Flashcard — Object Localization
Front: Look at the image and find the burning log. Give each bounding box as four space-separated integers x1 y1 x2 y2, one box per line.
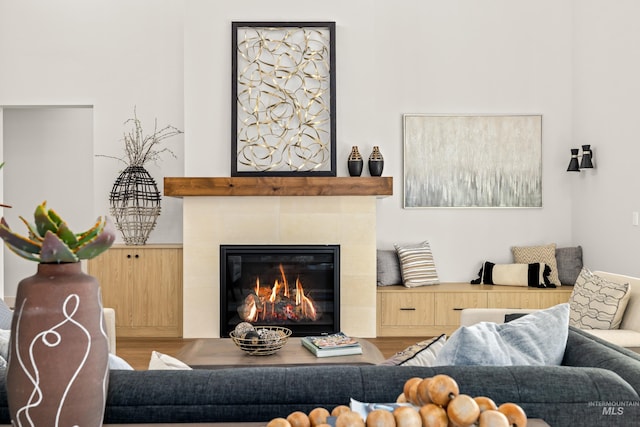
236 264 321 323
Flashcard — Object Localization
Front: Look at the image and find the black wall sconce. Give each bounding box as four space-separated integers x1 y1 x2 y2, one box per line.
567 145 594 172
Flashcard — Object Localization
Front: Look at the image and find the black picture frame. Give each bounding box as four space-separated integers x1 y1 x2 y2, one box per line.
232 21 336 176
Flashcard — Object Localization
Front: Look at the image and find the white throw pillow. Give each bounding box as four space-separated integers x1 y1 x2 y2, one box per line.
109 353 134 370
569 268 631 330
148 350 192 370
433 303 569 366
380 334 446 366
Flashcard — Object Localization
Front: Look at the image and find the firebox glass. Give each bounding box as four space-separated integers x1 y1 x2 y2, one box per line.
220 245 340 337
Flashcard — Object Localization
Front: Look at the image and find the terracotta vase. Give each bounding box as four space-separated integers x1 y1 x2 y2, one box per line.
7 262 109 427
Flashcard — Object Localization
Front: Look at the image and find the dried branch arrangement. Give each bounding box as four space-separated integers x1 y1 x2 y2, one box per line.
101 107 183 167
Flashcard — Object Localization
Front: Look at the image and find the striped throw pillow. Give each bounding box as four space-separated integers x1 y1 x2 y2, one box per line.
394 241 439 287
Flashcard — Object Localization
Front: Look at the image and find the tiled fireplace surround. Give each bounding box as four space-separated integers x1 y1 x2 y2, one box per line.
165 177 392 338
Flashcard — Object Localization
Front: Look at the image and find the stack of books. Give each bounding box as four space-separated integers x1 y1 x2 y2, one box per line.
301 332 363 358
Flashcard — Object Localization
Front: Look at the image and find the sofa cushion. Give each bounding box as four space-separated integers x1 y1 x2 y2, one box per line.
563 326 640 394
376 250 402 286
95 357 640 426
434 303 569 366
512 243 560 286
379 334 446 366
569 268 631 330
394 241 439 287
471 261 551 287
556 246 583 285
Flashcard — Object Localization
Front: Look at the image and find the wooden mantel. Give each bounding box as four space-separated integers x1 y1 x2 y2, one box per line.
164 176 393 197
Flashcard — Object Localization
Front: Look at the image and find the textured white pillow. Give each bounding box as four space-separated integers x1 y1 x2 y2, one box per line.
380 334 446 366
148 351 192 370
394 241 439 287
433 303 569 366
569 268 631 330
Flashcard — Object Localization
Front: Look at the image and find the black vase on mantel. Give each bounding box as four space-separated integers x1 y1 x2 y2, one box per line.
368 146 384 177
347 146 364 177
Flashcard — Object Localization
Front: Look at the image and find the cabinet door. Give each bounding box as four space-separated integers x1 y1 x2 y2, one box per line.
130 247 182 335
487 292 540 309
434 293 487 326
89 248 134 331
537 291 573 308
379 293 434 326
88 246 182 337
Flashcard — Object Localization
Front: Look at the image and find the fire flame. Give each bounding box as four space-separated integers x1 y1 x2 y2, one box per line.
239 264 319 323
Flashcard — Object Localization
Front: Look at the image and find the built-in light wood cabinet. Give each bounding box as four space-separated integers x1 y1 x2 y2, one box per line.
377 283 573 337
88 244 183 338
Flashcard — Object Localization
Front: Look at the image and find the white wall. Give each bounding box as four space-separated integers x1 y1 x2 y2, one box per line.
185 0 575 281
572 0 640 276
0 0 185 248
2 107 94 297
1 0 636 297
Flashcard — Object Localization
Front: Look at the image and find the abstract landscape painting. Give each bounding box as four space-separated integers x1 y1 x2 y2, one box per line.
404 115 542 208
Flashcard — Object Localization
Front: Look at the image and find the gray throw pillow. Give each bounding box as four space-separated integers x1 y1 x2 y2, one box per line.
556 246 583 285
376 250 402 286
433 303 569 366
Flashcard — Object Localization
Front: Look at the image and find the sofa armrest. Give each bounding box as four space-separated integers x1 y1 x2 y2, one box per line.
564 326 640 394
103 307 116 354
459 308 536 326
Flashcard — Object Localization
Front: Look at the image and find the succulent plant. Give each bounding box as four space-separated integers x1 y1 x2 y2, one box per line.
0 201 116 263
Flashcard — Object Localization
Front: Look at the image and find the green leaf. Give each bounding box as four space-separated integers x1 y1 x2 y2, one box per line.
34 202 58 237
39 231 78 263
47 208 63 227
19 217 44 242
0 218 41 254
56 221 79 248
75 217 116 260
75 217 105 247
5 244 41 262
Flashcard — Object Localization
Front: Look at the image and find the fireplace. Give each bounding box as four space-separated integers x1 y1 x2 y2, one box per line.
220 244 340 337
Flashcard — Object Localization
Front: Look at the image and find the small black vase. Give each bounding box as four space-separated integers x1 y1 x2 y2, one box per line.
347 146 364 177
368 146 384 177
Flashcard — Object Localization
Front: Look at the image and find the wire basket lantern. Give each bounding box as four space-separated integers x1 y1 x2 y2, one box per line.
109 166 161 245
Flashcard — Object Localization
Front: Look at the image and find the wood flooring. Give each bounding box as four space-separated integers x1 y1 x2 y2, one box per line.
116 336 425 370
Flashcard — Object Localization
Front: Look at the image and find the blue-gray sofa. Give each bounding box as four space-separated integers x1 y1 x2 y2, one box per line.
0 327 638 426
